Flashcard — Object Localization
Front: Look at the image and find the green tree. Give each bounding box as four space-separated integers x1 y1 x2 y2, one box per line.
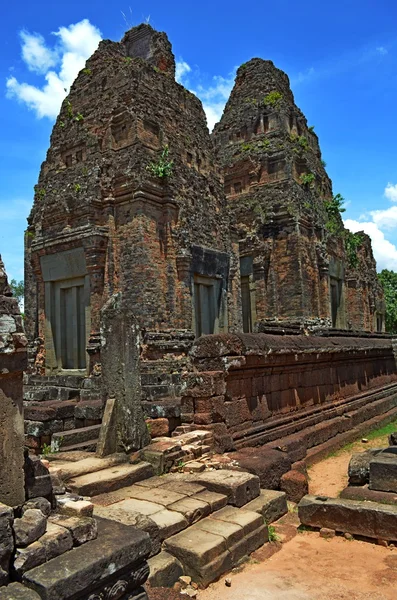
378 269 397 333
9 279 24 308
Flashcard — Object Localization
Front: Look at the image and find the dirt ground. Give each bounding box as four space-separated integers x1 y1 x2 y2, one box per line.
308 431 392 497
199 531 397 600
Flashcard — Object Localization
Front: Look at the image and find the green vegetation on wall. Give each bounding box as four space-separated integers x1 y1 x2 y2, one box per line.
378 269 397 333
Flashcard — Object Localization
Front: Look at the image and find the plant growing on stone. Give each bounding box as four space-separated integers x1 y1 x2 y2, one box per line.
66 100 74 119
75 112 84 122
34 186 46 199
263 91 283 107
299 172 315 186
378 269 397 333
268 525 280 542
74 183 82 193
308 125 315 132
298 135 309 150
147 145 174 179
344 231 363 268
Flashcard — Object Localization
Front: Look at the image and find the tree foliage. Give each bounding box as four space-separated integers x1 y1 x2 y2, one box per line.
378 269 397 333
9 279 24 307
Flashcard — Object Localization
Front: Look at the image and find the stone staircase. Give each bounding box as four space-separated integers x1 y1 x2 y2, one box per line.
49 453 288 588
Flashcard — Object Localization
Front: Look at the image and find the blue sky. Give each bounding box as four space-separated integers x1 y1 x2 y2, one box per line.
1 0 397 280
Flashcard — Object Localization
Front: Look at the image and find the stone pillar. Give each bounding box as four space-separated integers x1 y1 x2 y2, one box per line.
99 293 150 455
0 256 27 507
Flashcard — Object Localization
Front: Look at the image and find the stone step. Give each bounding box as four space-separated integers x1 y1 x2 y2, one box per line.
67 462 154 496
191 470 260 507
147 551 184 588
244 489 288 524
22 517 151 600
49 453 129 482
52 425 102 449
163 506 268 587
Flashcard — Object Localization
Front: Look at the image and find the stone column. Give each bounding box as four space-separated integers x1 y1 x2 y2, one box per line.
98 293 150 455
0 256 27 507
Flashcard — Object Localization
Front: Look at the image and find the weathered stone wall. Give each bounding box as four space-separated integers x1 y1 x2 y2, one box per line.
0 256 27 507
25 24 237 379
212 59 384 332
181 333 397 450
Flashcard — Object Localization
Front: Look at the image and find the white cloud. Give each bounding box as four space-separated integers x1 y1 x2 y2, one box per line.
175 59 235 131
20 31 58 74
376 46 388 55
384 182 397 202
344 218 397 271
370 205 397 230
175 60 191 83
6 19 102 119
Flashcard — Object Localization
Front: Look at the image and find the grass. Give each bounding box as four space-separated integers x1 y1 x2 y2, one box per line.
268 525 280 542
319 419 397 461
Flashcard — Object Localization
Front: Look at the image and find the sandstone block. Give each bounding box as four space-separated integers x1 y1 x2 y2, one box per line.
0 582 41 599
348 449 382 486
167 497 211 524
227 447 291 490
39 522 73 561
244 489 288 524
280 470 309 503
298 495 397 541
59 500 94 518
49 516 98 546
14 541 46 576
147 551 183 588
23 518 151 600
0 503 14 586
22 497 52 517
14 509 47 548
369 454 397 493
191 490 228 512
147 418 170 438
192 470 260 507
150 509 188 540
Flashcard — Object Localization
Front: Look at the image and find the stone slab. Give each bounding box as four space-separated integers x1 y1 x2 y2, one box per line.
210 506 263 536
67 462 154 496
369 454 397 493
23 518 151 600
150 510 188 540
298 495 397 541
192 470 260 507
191 490 228 512
0 582 41 599
147 551 184 588
51 453 129 482
164 528 227 568
167 497 211 524
244 489 288 524
107 498 164 516
126 486 186 507
227 447 292 490
160 481 206 496
340 484 397 505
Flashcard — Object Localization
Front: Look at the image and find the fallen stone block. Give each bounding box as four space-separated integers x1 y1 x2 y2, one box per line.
147 551 184 588
192 470 260 507
280 470 309 503
49 516 98 546
0 582 41 599
14 509 47 548
22 497 51 517
67 462 154 496
150 509 188 540
191 490 228 512
93 504 162 556
369 454 397 493
226 447 291 490
389 432 397 446
14 542 46 577
59 500 94 518
298 495 397 541
244 489 288 524
340 484 397 505
23 518 151 600
39 522 73 561
0 503 14 586
348 449 382 486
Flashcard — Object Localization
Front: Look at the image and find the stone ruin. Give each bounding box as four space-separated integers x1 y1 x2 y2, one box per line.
21 23 395 461
0 257 151 599
2 21 397 596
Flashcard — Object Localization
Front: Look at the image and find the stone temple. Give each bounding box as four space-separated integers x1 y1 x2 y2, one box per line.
22 23 394 455
2 23 397 599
